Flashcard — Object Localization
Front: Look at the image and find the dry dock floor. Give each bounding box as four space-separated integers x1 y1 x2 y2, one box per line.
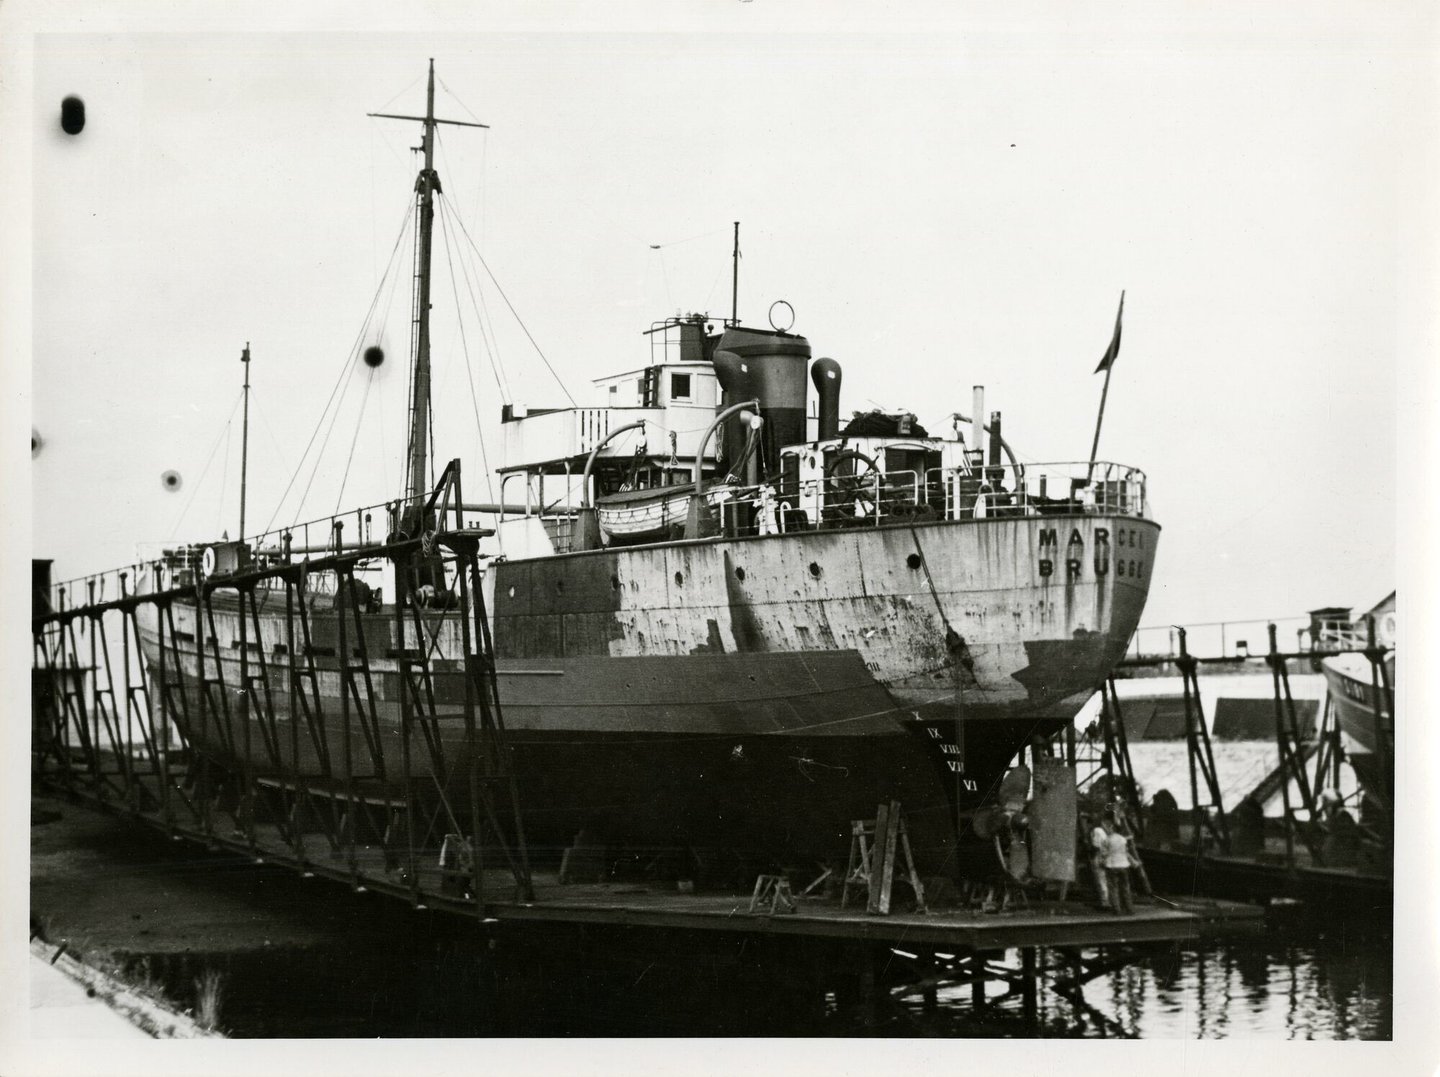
33 791 1261 965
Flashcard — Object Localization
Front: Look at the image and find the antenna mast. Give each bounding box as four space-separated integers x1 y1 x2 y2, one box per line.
239 342 251 540
730 221 740 328
368 60 489 505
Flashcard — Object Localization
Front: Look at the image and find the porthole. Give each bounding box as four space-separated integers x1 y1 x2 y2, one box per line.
808 562 822 579
735 566 746 582
674 571 684 587
611 575 621 591
906 553 923 571
507 586 516 599
555 579 565 594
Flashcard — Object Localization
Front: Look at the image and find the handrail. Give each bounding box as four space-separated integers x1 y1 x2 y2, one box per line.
40 458 1152 601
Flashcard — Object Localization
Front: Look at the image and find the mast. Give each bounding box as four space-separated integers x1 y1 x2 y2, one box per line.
730 221 740 328
408 62 439 505
368 60 489 507
239 342 251 540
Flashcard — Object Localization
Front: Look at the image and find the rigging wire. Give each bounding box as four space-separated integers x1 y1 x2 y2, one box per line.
261 196 415 535
377 73 423 114
167 389 244 539
650 227 728 249
249 390 290 467
435 198 496 499
439 190 576 406
435 129 512 404
467 259 514 405
427 382 436 494
433 187 512 402
701 260 728 313
656 248 673 311
334 367 377 513
217 416 233 536
294 355 362 527
375 374 391 498
436 75 487 127
435 74 495 255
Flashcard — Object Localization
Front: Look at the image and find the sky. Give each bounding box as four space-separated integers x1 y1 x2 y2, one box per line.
13 11 1431 630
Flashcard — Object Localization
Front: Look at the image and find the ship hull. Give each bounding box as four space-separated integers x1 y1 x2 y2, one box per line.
138 513 1159 874
1321 652 1394 804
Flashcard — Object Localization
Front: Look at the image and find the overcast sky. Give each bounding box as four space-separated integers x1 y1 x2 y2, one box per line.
16 10 1430 631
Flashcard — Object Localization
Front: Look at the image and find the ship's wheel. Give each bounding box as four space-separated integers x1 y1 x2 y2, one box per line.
824 450 880 520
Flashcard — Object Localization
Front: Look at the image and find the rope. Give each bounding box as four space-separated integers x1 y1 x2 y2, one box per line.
436 75 487 126
435 133 512 403
294 363 360 527
248 391 289 475
440 190 576 406
167 389 244 539
377 74 422 114
426 174 512 406
435 198 496 499
262 197 414 535
217 415 233 535
333 367 376 514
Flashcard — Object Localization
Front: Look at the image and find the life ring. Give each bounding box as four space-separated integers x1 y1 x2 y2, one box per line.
1379 612 1397 646
201 546 216 577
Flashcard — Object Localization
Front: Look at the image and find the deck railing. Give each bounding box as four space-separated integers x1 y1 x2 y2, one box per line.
533 459 1148 553
39 461 1148 605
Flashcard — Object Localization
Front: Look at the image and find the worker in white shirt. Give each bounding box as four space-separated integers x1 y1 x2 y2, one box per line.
1103 811 1135 914
1087 815 1111 909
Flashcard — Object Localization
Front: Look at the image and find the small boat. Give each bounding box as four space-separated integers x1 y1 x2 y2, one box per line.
595 480 739 546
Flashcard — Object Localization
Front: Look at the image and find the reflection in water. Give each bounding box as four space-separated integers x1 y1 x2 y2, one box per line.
1072 932 1391 1040
132 921 1389 1038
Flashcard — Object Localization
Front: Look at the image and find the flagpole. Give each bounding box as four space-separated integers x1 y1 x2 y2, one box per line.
1086 363 1113 483
1087 289 1125 484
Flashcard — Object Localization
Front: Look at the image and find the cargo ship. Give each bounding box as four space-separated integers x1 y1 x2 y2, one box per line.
135 62 1160 878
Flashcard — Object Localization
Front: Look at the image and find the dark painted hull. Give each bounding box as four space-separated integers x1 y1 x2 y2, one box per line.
139 515 1155 875
150 647 1061 874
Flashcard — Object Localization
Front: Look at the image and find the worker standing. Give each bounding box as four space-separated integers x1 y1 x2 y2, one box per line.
1087 815 1111 909
1103 814 1134 915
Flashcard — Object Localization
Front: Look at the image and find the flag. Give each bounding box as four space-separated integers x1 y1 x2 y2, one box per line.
1094 290 1125 373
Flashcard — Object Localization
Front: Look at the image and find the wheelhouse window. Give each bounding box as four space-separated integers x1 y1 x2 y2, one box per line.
669 372 692 401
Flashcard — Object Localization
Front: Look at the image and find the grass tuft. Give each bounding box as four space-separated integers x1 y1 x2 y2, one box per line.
194 969 224 1032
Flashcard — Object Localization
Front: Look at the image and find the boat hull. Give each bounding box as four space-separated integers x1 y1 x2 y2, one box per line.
1321 652 1394 805
138 512 1159 874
